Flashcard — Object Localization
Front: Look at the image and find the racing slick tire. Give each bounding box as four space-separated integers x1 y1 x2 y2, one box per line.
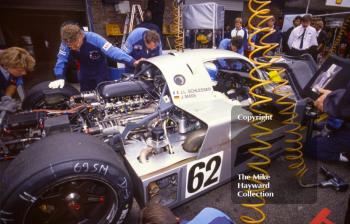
22 81 79 110
0 132 133 224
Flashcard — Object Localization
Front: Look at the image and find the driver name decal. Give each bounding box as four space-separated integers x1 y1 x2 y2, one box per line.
173 87 212 100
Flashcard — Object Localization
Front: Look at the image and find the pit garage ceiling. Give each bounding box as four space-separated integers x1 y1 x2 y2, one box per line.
185 0 244 11
0 0 85 11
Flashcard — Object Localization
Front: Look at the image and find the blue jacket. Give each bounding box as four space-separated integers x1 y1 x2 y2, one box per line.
180 208 235 224
324 80 350 122
218 38 244 55
54 32 135 81
122 28 162 71
0 65 23 97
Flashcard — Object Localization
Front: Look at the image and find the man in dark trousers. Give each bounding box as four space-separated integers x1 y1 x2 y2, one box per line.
316 20 328 55
50 23 140 91
305 83 350 162
136 9 161 36
288 14 318 59
282 16 302 54
147 0 165 34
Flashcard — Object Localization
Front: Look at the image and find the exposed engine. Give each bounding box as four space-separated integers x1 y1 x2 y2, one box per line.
0 63 207 162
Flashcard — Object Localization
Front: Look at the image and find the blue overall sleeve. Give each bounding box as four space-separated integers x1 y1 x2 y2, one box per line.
87 32 135 66
324 85 350 121
54 43 70 79
180 207 235 224
122 28 148 54
217 39 230 69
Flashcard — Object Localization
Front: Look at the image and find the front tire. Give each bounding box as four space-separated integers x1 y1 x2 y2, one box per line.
0 133 133 224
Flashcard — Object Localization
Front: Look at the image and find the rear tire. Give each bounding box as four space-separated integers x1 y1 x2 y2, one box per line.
22 81 79 110
0 132 133 224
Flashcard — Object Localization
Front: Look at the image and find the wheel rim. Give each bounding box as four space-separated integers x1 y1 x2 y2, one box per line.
23 178 119 224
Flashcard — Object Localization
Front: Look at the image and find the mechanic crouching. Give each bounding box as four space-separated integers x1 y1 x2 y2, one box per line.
305 85 350 163
218 36 244 55
122 27 162 73
50 23 140 92
0 47 36 100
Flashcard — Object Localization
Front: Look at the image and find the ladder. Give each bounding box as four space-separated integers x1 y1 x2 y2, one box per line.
121 4 144 45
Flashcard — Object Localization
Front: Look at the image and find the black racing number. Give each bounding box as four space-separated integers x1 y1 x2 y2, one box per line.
204 156 221 187
187 162 205 193
187 155 221 194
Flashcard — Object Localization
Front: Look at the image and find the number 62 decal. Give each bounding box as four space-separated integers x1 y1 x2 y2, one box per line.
185 151 223 198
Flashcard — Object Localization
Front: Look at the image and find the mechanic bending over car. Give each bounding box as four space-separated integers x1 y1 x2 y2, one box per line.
122 27 162 73
50 23 141 91
305 85 350 163
0 47 35 100
218 36 244 55
140 202 235 224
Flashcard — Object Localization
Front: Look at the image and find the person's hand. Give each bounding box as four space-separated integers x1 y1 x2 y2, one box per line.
133 58 145 67
0 96 18 112
48 79 65 89
314 88 332 112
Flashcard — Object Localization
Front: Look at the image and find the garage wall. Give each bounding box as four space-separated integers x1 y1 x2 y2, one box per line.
0 0 85 11
185 0 244 11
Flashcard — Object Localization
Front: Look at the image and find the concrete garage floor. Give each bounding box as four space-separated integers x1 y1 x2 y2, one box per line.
4 62 349 223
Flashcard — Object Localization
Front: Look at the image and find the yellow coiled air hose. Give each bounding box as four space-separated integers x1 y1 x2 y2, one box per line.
173 0 184 51
240 0 275 223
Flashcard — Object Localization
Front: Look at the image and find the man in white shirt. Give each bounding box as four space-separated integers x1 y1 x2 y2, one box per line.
288 14 318 60
231 17 248 52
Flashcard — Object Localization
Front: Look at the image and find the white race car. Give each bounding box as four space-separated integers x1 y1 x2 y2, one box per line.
0 49 316 224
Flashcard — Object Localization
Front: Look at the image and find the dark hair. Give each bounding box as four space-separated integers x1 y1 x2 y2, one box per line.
144 30 160 44
294 16 302 21
231 36 243 49
144 9 153 22
302 14 312 22
140 203 178 224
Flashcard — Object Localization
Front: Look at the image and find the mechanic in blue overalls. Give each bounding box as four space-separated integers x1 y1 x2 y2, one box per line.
214 36 244 80
122 27 162 73
218 36 244 55
0 47 35 100
305 85 350 163
49 23 140 91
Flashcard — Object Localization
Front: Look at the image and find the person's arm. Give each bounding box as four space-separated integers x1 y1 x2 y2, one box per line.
310 29 319 47
5 84 16 97
315 86 350 121
89 32 135 66
322 88 350 121
121 30 138 55
288 28 297 49
218 40 225 49
53 42 70 79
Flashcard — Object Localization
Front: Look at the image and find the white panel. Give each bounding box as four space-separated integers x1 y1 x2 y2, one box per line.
185 0 243 11
326 0 350 8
